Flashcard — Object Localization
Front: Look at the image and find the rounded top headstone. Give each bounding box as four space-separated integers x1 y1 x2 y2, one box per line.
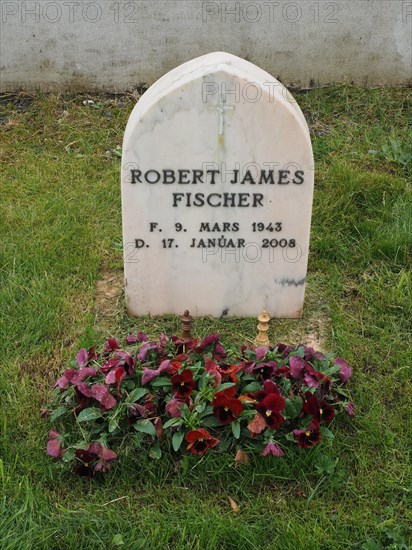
122 52 314 318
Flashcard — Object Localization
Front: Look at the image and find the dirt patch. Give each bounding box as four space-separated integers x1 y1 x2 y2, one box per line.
94 270 124 328
303 314 329 352
269 309 331 353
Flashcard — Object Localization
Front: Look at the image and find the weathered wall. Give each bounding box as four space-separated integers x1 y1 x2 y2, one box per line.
1 0 411 91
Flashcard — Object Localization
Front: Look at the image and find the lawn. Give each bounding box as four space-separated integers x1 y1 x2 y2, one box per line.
0 87 411 549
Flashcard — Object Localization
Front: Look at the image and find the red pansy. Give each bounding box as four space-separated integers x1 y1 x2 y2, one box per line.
73 442 117 476
211 388 244 425
303 394 335 423
293 426 322 448
171 369 195 398
256 393 285 430
251 380 281 402
185 428 220 456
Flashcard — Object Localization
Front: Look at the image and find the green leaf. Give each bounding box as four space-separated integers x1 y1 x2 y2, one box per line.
62 448 75 462
149 443 162 460
243 349 256 360
218 438 232 452
112 534 125 546
361 540 382 550
231 421 241 439
284 396 303 419
50 406 67 421
163 417 183 430
151 377 172 387
322 364 341 377
242 381 261 393
239 409 255 419
280 378 291 393
200 406 214 417
127 387 148 403
195 402 206 414
134 420 156 437
172 431 185 452
108 417 119 433
285 431 295 442
198 372 209 391
216 382 236 392
320 427 334 440
76 407 101 422
179 404 191 421
202 415 222 427
291 347 305 358
73 441 90 450
315 455 338 475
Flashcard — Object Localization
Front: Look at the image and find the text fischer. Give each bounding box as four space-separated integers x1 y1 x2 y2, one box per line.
130 168 305 208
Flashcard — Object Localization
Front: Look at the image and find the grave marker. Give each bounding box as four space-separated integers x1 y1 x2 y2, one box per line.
121 52 314 317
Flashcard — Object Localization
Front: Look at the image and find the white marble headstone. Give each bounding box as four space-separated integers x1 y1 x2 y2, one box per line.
121 52 314 318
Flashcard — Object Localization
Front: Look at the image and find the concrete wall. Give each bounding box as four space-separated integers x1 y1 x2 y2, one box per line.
1 0 411 91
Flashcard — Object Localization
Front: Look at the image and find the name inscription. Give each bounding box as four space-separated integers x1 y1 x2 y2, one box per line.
130 167 304 207
129 167 303 254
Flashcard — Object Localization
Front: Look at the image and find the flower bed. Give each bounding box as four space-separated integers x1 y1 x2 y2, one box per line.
46 332 354 477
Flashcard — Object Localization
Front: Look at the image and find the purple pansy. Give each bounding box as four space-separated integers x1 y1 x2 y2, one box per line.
335 358 352 383
247 360 278 380
289 356 307 379
103 338 121 353
76 348 89 368
74 442 117 476
71 367 98 386
105 366 127 396
261 441 284 457
75 381 92 397
345 402 355 417
255 346 269 361
115 351 136 373
100 357 121 373
55 369 75 390
47 430 63 458
137 341 162 362
165 396 186 418
91 384 116 411
159 332 168 347
276 343 295 358
141 359 172 385
126 331 147 345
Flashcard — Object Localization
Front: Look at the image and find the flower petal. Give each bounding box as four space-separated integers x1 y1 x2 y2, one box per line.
47 438 62 458
104 338 121 353
345 402 355 417
248 412 267 435
289 356 306 378
255 346 268 361
91 384 116 410
335 358 352 383
76 348 89 368
262 441 284 457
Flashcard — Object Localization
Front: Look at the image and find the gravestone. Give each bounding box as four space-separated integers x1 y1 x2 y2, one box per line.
121 52 314 317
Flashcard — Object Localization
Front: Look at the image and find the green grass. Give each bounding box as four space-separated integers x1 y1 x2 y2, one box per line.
0 87 411 549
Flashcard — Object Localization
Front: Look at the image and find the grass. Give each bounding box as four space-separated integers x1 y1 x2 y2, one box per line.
0 87 411 549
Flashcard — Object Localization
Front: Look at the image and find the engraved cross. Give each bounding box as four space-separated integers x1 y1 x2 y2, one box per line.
208 94 235 136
